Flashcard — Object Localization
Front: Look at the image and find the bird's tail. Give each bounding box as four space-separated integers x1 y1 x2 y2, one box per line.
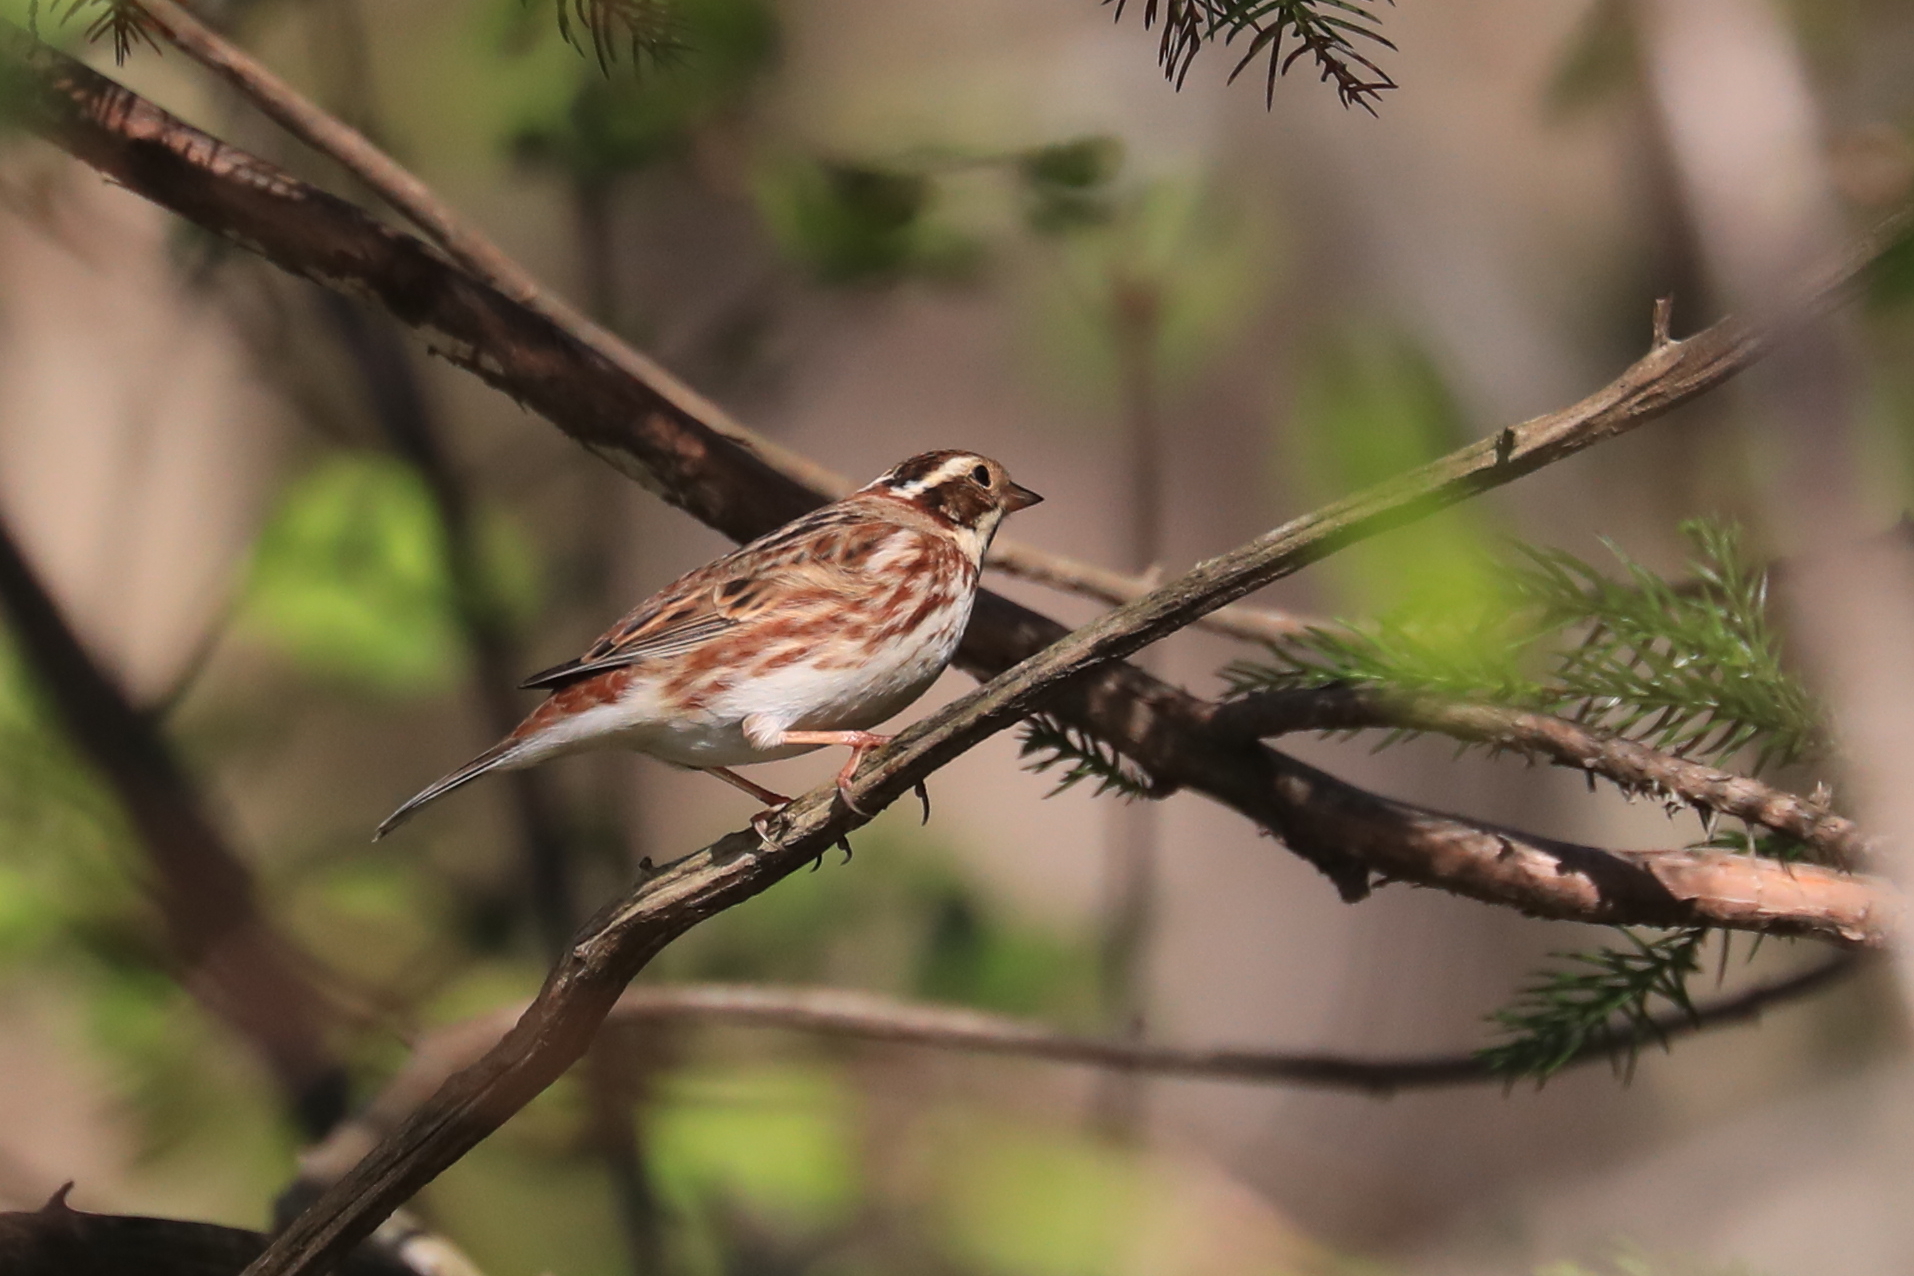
375 740 521 840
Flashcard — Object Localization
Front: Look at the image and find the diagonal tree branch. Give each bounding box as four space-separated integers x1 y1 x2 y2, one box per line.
0 505 347 1137
1214 685 1869 866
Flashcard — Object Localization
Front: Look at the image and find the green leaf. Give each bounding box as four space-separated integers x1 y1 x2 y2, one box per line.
239 454 537 696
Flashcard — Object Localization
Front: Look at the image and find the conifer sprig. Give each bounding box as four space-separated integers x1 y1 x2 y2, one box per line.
1479 927 1708 1082
1107 0 1397 112
1018 713 1163 800
1224 520 1823 772
1510 522 1819 771
47 0 160 64
549 0 684 72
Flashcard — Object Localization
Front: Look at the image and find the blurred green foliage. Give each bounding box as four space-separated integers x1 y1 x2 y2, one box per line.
1544 0 1638 120
514 0 777 182
1538 1249 1765 1276
650 822 1100 1022
1231 519 1822 773
650 1065 859 1229
936 1120 1143 1276
237 453 536 696
1866 218 1914 311
1283 329 1495 616
1020 136 1126 233
1026 179 1268 407
755 157 981 285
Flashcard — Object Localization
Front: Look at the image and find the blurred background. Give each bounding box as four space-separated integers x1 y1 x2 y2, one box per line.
0 0 1911 1272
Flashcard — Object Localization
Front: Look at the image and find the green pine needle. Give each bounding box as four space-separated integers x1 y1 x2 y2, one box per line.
52 0 160 64
1479 927 1708 1083
549 0 685 72
1107 0 1396 112
1509 521 1819 770
1224 519 1823 773
1018 714 1160 801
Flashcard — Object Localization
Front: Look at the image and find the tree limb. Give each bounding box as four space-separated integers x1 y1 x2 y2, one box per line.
1214 685 1869 867
292 955 1859 1156
0 1187 414 1276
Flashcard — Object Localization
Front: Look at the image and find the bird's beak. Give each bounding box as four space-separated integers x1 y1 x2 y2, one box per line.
1003 482 1044 512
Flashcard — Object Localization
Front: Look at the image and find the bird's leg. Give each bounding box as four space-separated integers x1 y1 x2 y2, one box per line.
775 730 891 816
703 766 794 840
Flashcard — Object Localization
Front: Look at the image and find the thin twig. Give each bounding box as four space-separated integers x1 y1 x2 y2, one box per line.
293 952 1858 1171
1213 685 1870 867
986 539 1320 643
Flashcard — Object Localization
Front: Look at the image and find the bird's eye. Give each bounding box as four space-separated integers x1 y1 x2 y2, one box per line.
971 465 992 487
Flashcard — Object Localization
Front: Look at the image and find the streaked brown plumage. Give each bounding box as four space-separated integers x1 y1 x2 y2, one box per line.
377 450 1042 838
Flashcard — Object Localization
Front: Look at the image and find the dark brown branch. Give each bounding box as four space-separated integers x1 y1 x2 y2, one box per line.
1252 747 1889 944
0 505 347 1138
1214 685 1869 866
0 1188 413 1276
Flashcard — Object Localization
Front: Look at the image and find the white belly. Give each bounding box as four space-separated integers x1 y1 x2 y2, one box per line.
560 593 974 770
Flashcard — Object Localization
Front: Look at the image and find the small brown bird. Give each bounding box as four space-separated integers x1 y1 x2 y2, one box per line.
377 450 1042 838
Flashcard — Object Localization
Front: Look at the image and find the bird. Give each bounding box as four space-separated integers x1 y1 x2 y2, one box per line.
375 450 1042 840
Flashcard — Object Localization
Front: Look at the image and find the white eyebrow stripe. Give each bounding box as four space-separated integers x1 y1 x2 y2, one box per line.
891 455 978 497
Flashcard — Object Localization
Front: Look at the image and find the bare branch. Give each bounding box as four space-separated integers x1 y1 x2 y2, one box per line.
1255 745 1890 945
1214 685 1870 867
986 539 1320 642
297 958 1859 1150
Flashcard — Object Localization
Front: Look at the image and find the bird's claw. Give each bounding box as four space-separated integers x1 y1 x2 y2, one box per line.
808 835 854 871
836 781 872 817
750 808 781 845
913 780 931 825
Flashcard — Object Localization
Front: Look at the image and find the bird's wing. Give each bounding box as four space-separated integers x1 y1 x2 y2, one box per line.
518 512 896 691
